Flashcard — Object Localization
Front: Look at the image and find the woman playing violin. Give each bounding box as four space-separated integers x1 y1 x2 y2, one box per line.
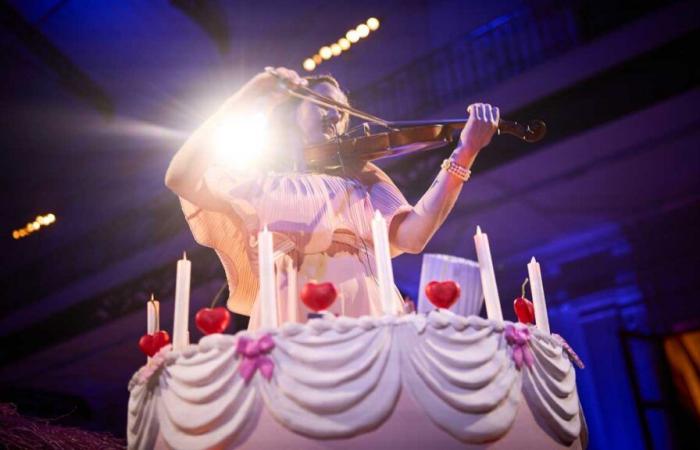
165 67 499 330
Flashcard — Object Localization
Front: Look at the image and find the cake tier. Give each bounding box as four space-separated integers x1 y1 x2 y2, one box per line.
127 311 587 449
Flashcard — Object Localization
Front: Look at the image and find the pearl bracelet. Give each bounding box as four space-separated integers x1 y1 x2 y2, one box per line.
441 159 471 182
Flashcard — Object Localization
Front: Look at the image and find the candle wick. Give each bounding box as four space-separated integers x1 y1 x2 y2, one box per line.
530 256 536 263
476 225 482 234
182 251 188 260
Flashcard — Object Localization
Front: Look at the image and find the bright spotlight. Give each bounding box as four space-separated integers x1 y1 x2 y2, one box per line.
214 112 268 172
356 24 370 38
338 38 351 50
367 17 380 31
303 58 316 71
319 46 333 60
346 29 360 43
330 43 342 56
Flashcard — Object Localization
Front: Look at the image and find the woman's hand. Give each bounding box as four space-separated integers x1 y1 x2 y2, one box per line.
235 67 307 107
453 103 499 166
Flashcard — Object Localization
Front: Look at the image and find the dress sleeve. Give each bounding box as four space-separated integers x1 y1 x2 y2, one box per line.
178 167 262 316
360 163 414 256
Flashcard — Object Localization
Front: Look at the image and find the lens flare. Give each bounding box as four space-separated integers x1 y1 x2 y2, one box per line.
214 113 268 172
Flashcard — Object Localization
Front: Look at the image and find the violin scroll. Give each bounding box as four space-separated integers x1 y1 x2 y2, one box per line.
498 119 547 143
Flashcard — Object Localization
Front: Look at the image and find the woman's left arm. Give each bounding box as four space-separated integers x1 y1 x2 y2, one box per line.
389 103 499 254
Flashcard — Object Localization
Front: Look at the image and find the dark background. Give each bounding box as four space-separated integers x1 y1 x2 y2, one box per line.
0 1 698 448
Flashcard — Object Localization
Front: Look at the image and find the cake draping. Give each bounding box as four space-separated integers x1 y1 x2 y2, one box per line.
128 311 584 450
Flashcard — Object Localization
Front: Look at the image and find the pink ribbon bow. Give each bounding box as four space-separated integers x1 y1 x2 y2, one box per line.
505 325 535 370
236 334 275 383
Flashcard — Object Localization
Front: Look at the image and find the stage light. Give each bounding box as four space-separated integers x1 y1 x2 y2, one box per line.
303 58 316 71
302 17 381 71
356 24 370 38
214 112 268 172
346 29 360 43
11 213 57 239
367 17 380 31
319 46 332 60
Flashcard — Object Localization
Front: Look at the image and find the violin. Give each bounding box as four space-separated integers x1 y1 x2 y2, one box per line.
266 68 547 170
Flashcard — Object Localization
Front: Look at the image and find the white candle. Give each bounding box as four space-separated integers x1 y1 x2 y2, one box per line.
173 252 191 350
147 294 160 363
527 257 550 333
258 226 278 328
285 256 297 323
147 294 160 334
371 210 396 315
473 226 503 321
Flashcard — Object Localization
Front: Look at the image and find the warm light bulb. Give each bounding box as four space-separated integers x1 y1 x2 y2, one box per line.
356 24 370 38
346 29 360 43
338 38 351 50
12 230 20 239
303 58 316 71
367 17 380 31
330 43 342 56
312 54 322 64
319 46 332 60
46 213 56 223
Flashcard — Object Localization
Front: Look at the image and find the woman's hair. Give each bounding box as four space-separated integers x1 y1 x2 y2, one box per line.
266 74 350 170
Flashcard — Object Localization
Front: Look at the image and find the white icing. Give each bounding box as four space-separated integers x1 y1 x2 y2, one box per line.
127 311 584 449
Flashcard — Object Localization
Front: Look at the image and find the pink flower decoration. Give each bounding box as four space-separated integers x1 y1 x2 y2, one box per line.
552 333 585 369
505 325 534 370
236 334 275 383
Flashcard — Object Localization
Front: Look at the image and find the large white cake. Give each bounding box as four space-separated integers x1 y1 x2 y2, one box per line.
127 310 587 449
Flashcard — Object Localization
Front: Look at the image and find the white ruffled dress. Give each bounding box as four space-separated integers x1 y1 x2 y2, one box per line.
180 163 412 330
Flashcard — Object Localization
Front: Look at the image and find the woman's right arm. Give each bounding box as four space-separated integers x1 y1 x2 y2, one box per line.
164 68 304 211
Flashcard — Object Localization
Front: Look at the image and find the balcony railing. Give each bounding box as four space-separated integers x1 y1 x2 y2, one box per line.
349 0 675 119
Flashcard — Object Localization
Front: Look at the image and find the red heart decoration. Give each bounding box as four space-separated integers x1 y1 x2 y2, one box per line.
425 280 461 309
301 282 337 312
195 307 231 335
513 297 535 324
138 330 170 357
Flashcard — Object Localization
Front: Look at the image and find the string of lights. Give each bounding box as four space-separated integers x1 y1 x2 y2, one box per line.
302 17 380 72
12 213 56 239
